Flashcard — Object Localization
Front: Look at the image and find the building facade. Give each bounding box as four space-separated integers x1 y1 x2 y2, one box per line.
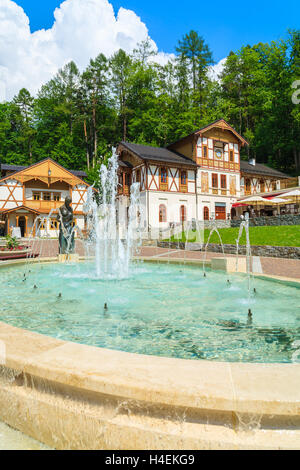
117 119 291 229
0 159 90 238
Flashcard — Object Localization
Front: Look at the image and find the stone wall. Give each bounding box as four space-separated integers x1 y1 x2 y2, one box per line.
198 243 300 260
204 220 231 229
231 214 300 227
157 241 300 259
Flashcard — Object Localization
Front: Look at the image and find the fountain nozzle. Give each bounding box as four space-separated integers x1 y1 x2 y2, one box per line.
104 303 108 310
248 309 253 318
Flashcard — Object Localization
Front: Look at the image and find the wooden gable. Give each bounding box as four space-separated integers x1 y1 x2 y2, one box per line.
0 159 84 188
168 119 248 163
196 119 248 146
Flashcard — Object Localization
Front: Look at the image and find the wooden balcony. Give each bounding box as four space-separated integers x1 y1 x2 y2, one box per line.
25 200 64 213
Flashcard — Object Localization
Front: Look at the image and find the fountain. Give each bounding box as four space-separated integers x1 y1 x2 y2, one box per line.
83 149 142 279
203 219 227 278
0 154 299 450
236 213 254 300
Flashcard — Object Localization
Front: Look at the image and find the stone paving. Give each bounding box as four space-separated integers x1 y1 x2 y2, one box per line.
6 239 300 280
138 246 300 280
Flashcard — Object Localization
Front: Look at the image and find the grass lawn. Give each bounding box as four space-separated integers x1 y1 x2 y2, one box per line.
168 225 300 247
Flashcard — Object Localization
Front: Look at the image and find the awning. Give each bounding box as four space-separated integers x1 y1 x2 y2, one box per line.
232 203 248 208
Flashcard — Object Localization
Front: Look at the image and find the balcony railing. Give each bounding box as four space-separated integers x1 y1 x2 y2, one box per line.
159 182 168 192
179 184 188 193
26 200 64 212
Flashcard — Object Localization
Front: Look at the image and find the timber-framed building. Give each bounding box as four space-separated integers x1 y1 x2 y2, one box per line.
117 119 290 228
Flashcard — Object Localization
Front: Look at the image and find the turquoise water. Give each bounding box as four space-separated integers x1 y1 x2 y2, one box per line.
0 262 300 363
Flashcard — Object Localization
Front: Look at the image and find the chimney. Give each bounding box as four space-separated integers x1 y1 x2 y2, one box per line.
249 157 256 166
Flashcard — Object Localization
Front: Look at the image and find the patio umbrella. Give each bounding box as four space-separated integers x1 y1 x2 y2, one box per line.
238 195 274 206
232 203 248 208
280 189 300 203
269 197 293 205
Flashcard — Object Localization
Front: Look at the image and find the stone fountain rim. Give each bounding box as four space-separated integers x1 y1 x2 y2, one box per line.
0 257 299 419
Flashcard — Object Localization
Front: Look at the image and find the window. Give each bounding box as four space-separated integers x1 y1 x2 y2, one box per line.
229 150 234 162
160 168 167 184
43 192 51 201
39 218 46 230
159 204 167 223
160 168 168 191
221 175 227 189
245 179 251 193
260 180 265 193
212 174 218 188
204 207 209 221
180 171 187 186
272 181 277 191
33 192 41 201
180 205 187 223
203 146 208 158
53 193 61 202
50 219 59 230
125 174 131 186
136 169 141 183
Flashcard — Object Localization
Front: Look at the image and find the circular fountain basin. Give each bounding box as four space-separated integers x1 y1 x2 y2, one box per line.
0 261 299 364
0 259 299 450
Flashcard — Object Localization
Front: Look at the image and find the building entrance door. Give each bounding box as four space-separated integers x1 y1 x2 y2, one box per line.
215 204 226 220
18 216 26 237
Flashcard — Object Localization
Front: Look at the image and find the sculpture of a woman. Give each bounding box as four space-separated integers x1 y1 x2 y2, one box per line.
57 196 75 254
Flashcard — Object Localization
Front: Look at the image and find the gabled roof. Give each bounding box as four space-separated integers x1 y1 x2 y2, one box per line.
119 160 133 169
167 119 249 148
1 163 87 179
119 142 197 167
240 161 290 179
0 158 90 188
0 205 42 215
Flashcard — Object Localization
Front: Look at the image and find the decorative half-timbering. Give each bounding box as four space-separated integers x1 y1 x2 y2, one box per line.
116 119 293 227
0 159 94 238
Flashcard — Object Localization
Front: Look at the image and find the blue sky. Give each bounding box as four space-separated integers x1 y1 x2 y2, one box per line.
16 0 300 62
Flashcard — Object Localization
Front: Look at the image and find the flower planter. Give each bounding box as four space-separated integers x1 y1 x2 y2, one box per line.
0 247 34 261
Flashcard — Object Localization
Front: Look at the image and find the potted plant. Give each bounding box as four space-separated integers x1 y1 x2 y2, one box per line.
5 235 20 251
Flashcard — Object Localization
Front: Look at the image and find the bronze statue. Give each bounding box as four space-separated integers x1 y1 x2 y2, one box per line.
57 196 75 254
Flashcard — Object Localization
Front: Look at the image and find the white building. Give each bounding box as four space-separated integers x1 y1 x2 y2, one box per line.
0 158 92 237
117 119 291 230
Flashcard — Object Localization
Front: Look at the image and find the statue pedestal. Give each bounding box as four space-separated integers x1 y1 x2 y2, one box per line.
58 254 80 263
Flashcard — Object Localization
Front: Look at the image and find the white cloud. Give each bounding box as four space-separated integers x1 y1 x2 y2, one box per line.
0 0 173 100
208 57 226 82
149 52 176 67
